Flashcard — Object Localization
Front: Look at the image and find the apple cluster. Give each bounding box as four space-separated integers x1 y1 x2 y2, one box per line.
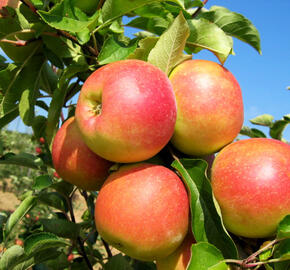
52 59 290 269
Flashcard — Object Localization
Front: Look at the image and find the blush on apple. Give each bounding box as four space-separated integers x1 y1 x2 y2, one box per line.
94 163 189 261
211 138 290 238
52 117 112 191
169 59 243 156
75 59 177 163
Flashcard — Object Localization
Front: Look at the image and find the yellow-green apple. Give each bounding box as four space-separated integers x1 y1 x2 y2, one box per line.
211 138 290 238
72 0 98 15
156 234 195 270
52 117 112 191
169 59 243 156
94 163 189 261
75 60 177 163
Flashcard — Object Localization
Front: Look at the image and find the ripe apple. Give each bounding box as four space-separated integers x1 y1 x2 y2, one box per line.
169 59 243 156
52 117 112 191
156 234 195 270
211 138 290 238
95 163 189 261
0 0 19 9
75 59 177 163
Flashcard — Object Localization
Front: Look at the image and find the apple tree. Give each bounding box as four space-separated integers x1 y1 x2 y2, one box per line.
0 0 289 269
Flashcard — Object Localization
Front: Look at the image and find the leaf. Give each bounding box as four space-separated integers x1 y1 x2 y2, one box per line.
270 117 290 140
98 35 138 65
38 0 98 32
274 239 290 263
240 126 267 138
32 116 47 139
187 242 228 270
0 106 19 129
250 114 274 127
277 215 290 238
186 18 233 64
0 245 25 270
102 0 183 23
24 232 69 256
148 12 191 75
50 180 74 197
5 196 37 240
0 152 43 169
171 158 238 259
127 37 159 61
40 218 81 239
38 192 68 212
259 241 273 261
104 254 133 270
32 175 53 190
200 6 261 54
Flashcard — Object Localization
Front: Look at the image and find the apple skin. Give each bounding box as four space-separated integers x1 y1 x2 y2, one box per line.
211 138 290 238
156 234 195 270
94 163 189 261
75 59 177 163
169 59 243 156
0 0 19 9
52 117 112 191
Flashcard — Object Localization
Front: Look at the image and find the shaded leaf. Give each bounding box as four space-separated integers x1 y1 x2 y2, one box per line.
270 117 290 140
40 218 80 239
186 18 232 64
33 175 53 190
0 152 43 169
0 245 25 270
240 126 267 138
104 254 133 270
127 37 159 61
188 242 227 270
277 215 290 239
38 192 68 212
98 35 138 65
171 158 238 259
200 6 261 54
148 12 191 75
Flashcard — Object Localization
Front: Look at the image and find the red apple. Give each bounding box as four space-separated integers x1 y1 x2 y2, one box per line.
169 59 243 156
0 0 19 9
156 234 195 270
75 59 177 163
95 163 189 261
211 138 290 238
35 147 42 154
52 117 112 191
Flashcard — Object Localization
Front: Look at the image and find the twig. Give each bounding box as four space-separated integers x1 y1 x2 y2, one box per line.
101 238 112 258
191 0 209 18
97 0 106 10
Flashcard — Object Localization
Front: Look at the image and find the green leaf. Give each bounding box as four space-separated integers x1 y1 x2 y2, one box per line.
240 126 267 138
270 117 290 140
0 245 25 270
33 175 53 190
277 215 290 238
250 114 274 127
127 37 159 61
32 116 47 139
148 12 191 75
0 106 19 129
51 180 74 197
40 218 81 239
186 18 233 64
0 152 43 169
5 196 37 240
39 63 58 94
187 242 228 270
171 158 238 259
98 35 138 65
200 6 261 54
274 239 290 262
259 241 273 262
24 232 69 256
38 0 98 32
38 192 68 212
104 254 133 270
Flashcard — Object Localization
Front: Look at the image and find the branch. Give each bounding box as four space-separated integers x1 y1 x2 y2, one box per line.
97 0 106 10
191 0 209 18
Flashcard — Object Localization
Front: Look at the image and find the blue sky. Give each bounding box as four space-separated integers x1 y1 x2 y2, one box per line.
6 0 290 140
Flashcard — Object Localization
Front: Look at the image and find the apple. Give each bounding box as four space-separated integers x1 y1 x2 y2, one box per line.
75 59 177 163
169 59 243 156
72 0 98 15
211 138 290 238
94 163 189 261
52 117 112 191
0 0 19 10
156 234 195 270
